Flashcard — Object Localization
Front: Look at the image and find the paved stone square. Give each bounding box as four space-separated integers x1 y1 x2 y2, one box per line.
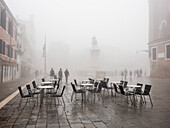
0 76 170 128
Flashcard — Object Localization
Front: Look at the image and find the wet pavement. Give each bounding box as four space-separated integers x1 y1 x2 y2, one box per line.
0 76 170 128
0 77 34 102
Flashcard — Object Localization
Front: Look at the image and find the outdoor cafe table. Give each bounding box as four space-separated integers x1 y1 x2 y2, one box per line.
112 81 121 85
49 79 58 82
37 85 54 107
127 85 142 106
82 80 90 84
80 83 94 102
41 81 53 85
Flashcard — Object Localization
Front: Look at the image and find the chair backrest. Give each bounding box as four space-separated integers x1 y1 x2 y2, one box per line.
120 80 124 86
26 84 32 95
137 83 143 87
60 86 66 96
113 84 118 93
136 83 143 93
32 81 37 89
98 83 103 92
119 85 125 95
143 84 152 95
71 82 77 92
42 78 45 82
106 78 109 84
74 79 78 86
18 86 24 97
57 79 61 85
53 80 57 88
94 82 98 88
90 79 94 84
101 81 107 89
123 81 128 88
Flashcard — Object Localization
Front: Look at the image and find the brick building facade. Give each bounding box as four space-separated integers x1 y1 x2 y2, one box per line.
0 0 20 83
148 0 170 78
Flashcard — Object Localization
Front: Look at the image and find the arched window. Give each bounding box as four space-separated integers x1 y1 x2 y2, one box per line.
159 20 167 38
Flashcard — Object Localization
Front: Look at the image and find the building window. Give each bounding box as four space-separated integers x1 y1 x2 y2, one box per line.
166 44 170 59
0 39 6 55
3 41 5 55
8 19 13 37
1 9 6 30
15 49 17 59
11 47 13 58
7 45 10 57
0 6 2 26
15 27 17 41
152 47 157 60
0 39 2 54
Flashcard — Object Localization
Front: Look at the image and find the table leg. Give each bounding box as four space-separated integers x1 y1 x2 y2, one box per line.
40 88 44 107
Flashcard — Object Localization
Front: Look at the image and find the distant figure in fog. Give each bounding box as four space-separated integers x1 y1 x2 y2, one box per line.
121 71 124 80
35 70 38 77
124 69 128 80
58 68 63 83
140 69 143 77
129 70 132 79
50 68 55 79
64 69 70 84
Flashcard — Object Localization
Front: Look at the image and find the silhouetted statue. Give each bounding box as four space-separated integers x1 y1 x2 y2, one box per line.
92 36 97 49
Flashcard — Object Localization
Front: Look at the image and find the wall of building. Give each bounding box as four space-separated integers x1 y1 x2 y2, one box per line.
0 0 20 83
148 0 170 78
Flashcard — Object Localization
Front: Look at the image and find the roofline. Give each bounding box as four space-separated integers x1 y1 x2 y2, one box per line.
0 0 17 25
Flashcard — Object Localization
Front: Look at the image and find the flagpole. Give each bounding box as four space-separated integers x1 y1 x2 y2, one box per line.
44 34 47 78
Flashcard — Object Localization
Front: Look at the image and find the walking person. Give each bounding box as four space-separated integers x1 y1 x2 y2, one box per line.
50 68 55 79
129 70 132 81
124 69 128 80
58 68 63 83
64 69 70 84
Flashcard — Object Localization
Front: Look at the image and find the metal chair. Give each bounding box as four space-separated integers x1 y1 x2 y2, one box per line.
26 84 40 97
88 82 103 102
71 82 86 102
138 84 153 106
51 86 66 107
113 83 121 97
42 78 45 82
119 85 133 103
18 86 32 108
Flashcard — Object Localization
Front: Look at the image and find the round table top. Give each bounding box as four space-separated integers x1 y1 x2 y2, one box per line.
38 85 54 89
127 85 141 88
80 83 94 87
41 82 53 85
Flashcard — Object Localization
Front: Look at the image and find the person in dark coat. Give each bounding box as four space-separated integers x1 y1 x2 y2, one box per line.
58 68 63 83
50 68 55 79
64 69 70 84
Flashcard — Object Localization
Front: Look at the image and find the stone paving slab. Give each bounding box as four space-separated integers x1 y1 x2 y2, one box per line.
0 77 170 127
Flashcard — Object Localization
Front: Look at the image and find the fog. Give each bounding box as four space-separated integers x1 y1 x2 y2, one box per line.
5 0 149 76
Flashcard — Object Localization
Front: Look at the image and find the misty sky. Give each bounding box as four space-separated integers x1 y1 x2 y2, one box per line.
5 0 149 73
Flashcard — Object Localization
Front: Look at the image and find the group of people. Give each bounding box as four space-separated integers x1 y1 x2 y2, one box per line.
50 68 70 84
120 68 144 80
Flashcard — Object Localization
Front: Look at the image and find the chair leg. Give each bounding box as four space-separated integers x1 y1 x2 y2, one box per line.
111 89 113 97
81 93 83 101
143 96 146 104
62 97 65 107
71 92 74 102
149 94 153 106
100 93 103 102
94 93 95 102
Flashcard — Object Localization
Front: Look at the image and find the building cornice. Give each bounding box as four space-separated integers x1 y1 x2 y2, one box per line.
148 36 170 46
0 0 17 25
